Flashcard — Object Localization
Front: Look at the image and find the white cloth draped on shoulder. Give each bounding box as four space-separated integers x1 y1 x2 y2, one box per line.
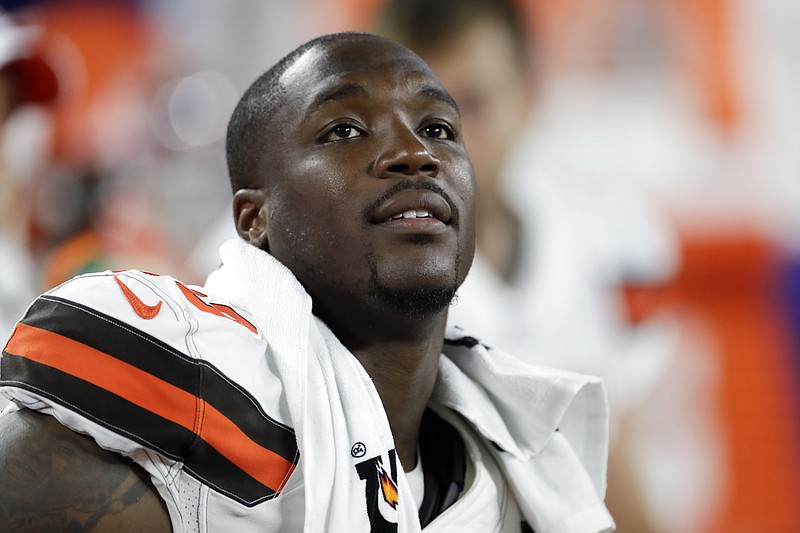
205 238 615 533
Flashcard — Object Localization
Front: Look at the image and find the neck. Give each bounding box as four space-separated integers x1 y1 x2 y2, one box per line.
317 303 448 471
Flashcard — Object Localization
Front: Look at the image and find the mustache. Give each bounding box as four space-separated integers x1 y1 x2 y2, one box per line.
367 180 460 225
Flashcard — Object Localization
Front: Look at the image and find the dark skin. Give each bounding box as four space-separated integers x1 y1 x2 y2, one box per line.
0 409 170 532
0 35 475 531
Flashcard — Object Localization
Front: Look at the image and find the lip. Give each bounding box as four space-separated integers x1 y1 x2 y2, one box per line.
370 188 454 226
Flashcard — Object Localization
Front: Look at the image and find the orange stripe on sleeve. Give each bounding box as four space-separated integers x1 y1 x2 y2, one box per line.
6 322 296 491
200 403 297 491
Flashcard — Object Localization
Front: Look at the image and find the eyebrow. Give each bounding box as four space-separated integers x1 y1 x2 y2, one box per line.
307 83 368 117
305 80 460 118
418 85 460 114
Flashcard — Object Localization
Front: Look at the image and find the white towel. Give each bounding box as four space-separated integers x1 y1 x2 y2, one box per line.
206 239 614 533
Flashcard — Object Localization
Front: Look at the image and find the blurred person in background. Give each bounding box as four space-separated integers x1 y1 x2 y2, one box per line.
374 1 702 531
0 11 58 344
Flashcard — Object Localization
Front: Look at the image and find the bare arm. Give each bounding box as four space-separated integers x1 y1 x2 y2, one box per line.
0 408 172 532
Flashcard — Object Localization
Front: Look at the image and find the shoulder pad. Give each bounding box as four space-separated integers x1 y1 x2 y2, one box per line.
1 269 297 506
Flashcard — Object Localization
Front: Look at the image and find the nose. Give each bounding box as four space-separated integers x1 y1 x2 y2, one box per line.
373 127 440 179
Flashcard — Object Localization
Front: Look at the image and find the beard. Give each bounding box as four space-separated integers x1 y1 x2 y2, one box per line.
368 283 458 317
366 251 461 317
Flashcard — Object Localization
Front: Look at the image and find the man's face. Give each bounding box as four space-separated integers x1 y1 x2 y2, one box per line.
256 38 476 318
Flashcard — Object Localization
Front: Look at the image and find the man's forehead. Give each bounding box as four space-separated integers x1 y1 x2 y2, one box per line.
280 49 455 128
279 38 440 98
280 45 327 85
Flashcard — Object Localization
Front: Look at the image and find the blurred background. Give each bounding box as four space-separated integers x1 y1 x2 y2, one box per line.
0 0 798 531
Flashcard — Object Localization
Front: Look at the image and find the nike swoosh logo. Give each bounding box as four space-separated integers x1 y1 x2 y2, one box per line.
114 275 162 320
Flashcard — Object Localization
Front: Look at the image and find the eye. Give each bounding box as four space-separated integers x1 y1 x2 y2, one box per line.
419 122 455 141
320 123 364 143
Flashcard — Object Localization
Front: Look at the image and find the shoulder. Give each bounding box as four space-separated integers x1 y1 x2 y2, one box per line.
1 269 299 507
45 269 259 338
3 270 267 403
10 269 264 368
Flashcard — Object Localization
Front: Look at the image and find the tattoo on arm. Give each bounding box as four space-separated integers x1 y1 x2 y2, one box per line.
0 409 169 532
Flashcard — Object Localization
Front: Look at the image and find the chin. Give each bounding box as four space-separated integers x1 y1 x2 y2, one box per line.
365 247 469 316
368 283 457 317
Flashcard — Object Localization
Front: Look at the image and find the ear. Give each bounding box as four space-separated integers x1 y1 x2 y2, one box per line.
233 189 270 250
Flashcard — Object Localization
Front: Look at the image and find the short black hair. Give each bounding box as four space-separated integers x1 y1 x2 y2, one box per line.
226 32 376 193
374 0 530 70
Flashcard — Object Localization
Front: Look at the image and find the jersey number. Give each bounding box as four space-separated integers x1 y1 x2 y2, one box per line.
176 282 258 334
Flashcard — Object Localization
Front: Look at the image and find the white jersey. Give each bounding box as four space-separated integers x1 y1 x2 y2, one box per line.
1 240 614 533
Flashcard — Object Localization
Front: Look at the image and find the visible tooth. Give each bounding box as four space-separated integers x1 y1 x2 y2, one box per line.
388 209 431 221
